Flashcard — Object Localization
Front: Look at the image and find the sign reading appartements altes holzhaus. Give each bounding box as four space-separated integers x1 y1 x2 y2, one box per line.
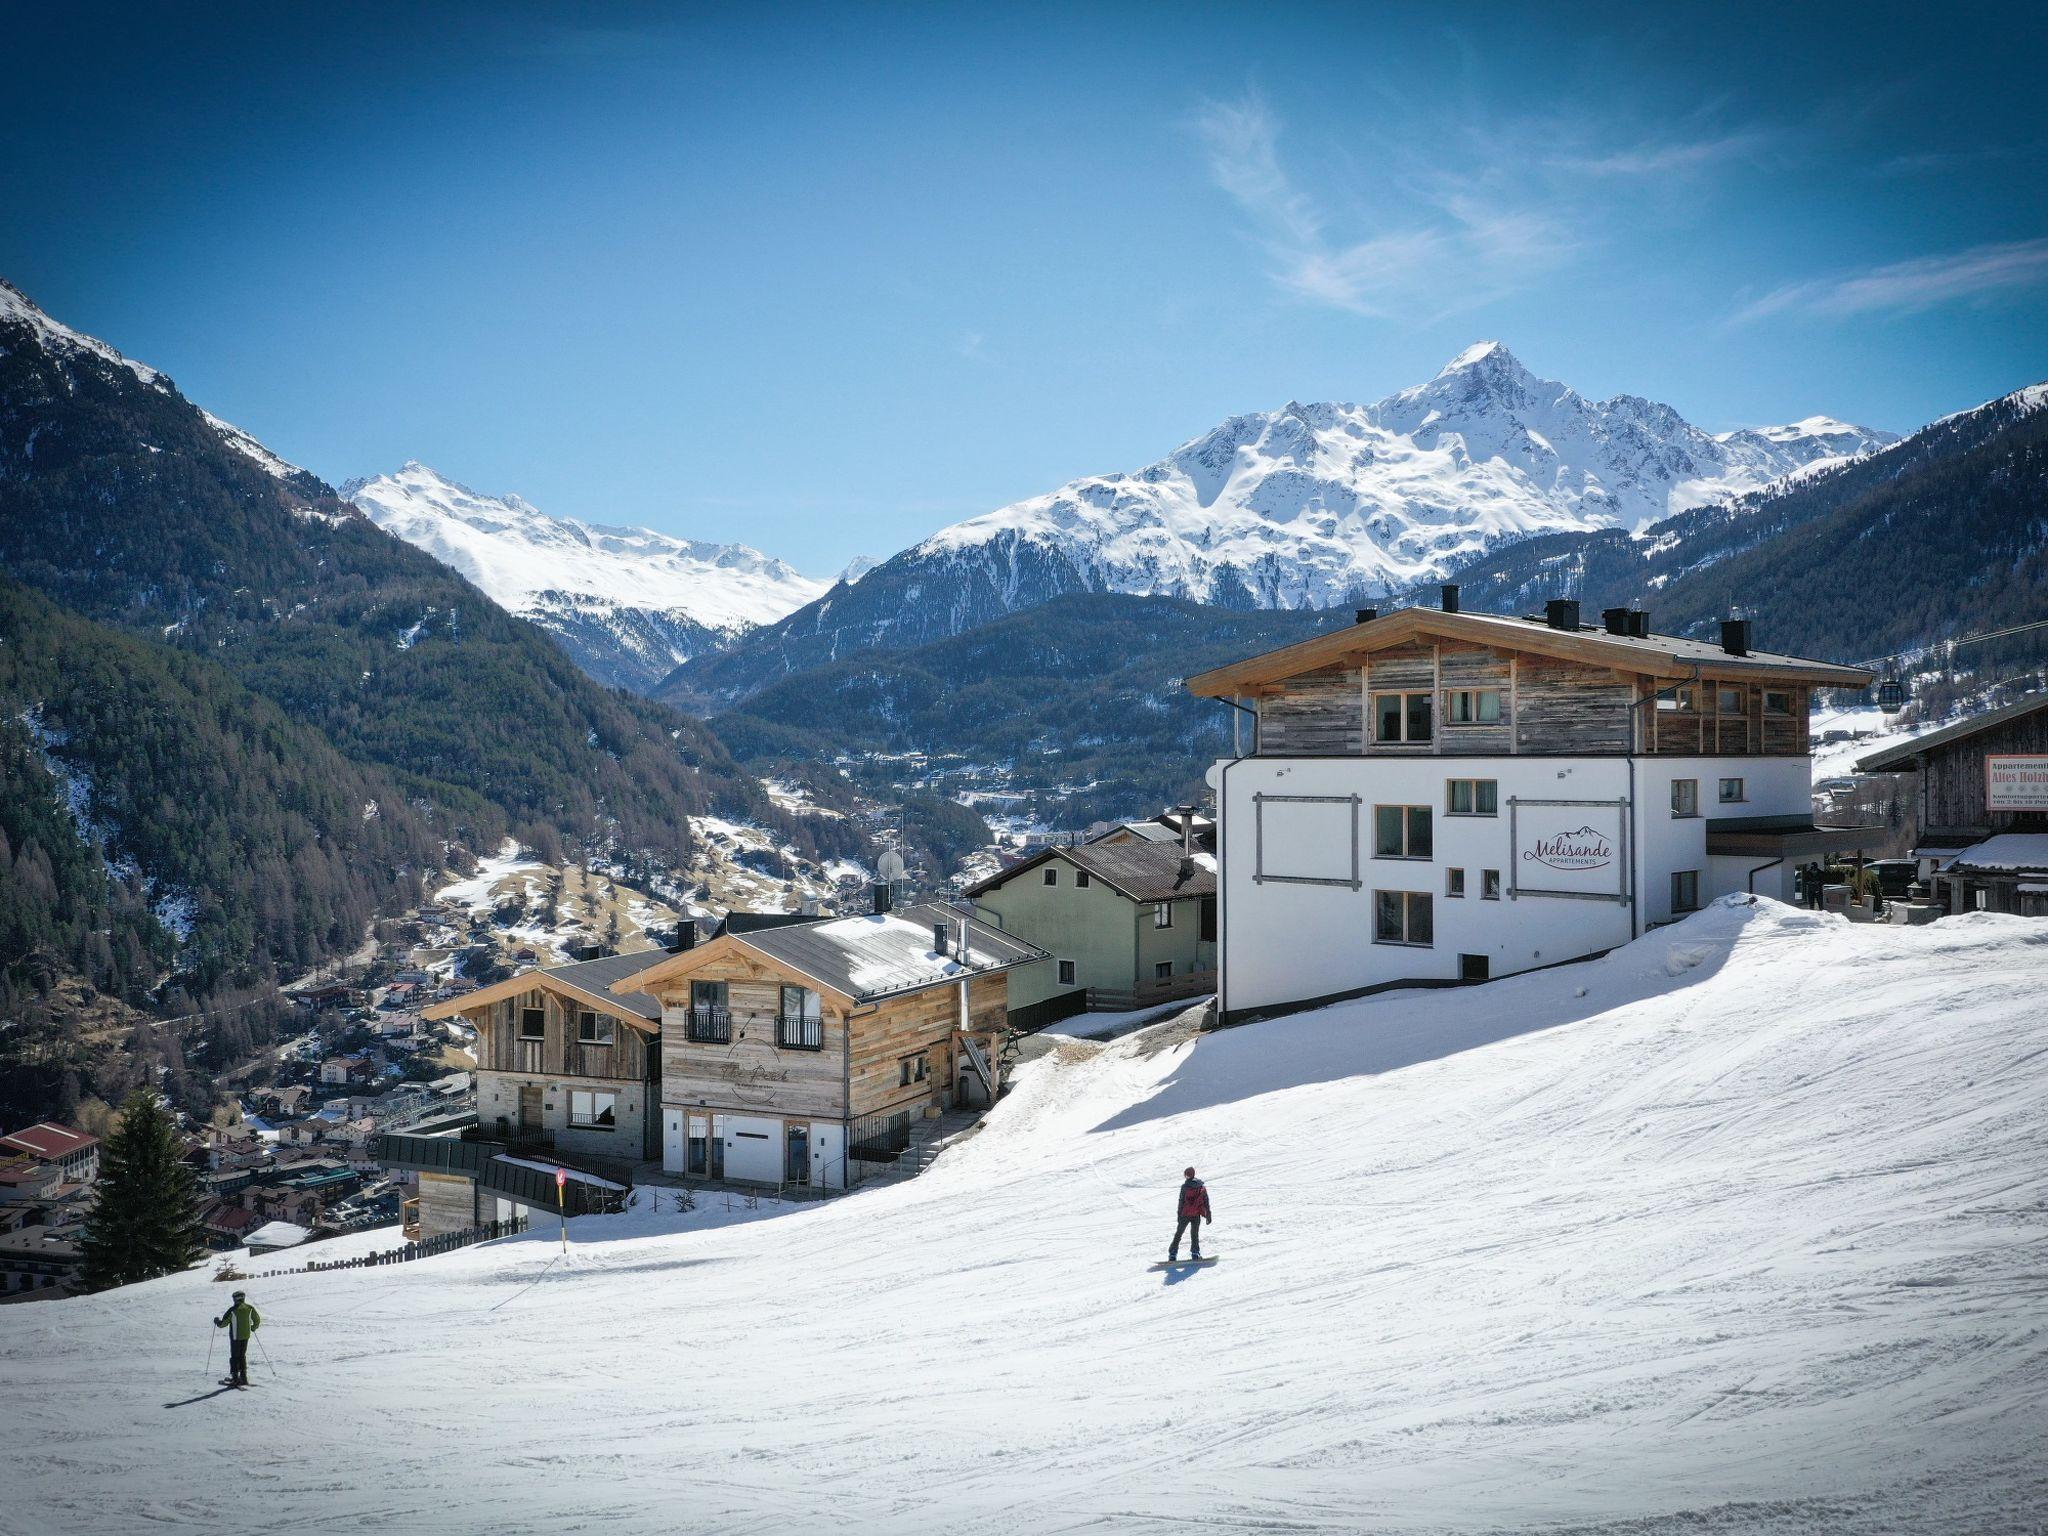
1185 591 1875 1023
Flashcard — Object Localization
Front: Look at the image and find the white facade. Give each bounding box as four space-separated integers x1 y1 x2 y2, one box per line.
1211 752 1813 1019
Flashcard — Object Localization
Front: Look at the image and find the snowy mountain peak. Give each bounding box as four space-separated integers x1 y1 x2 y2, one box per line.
0 276 168 391
903 346 1898 615
345 463 832 690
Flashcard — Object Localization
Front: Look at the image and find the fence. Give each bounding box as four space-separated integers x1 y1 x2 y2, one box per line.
1008 988 1089 1032
220 1216 529 1280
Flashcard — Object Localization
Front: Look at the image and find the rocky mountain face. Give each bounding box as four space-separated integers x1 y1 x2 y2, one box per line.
1417 382 2048 672
343 462 829 692
665 342 1892 706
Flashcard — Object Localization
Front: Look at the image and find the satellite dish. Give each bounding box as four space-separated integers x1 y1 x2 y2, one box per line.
877 850 907 883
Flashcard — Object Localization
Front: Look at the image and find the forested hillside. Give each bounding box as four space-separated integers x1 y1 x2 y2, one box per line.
1424 385 2048 678
713 594 1343 825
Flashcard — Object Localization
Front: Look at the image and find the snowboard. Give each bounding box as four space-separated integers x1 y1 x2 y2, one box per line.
1149 1257 1220 1270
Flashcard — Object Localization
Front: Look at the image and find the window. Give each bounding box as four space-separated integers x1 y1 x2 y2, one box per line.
687 980 730 1043
1446 689 1502 724
569 1090 617 1129
1459 954 1490 982
1717 686 1745 714
1718 777 1745 804
518 1007 545 1040
899 1052 930 1088
1446 867 1466 898
1671 779 1699 818
1075 870 1091 889
776 985 823 1050
576 1010 614 1046
1042 867 1059 886
1763 690 1793 716
1154 961 1173 981
1373 890 1434 947
1671 870 1701 913
1374 804 1433 859
1481 869 1501 900
1372 691 1433 744
1446 778 1498 816
1657 685 1697 713
1153 901 1173 929
1056 959 1077 987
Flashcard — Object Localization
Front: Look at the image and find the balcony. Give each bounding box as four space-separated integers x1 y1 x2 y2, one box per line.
776 1014 824 1050
685 1006 732 1044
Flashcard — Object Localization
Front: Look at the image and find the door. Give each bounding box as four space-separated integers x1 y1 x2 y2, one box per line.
662 1108 685 1175
517 1084 543 1136
785 1123 809 1185
810 1121 845 1191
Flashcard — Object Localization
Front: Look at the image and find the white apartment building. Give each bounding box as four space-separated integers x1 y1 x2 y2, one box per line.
1188 592 1874 1023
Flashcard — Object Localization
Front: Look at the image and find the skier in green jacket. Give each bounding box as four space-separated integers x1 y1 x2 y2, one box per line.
214 1291 261 1386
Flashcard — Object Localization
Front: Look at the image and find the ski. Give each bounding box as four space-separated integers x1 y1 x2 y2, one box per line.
1150 1257 1220 1270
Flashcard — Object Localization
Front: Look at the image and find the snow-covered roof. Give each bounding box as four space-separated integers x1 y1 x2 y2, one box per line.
727 904 1046 1003
245 1221 310 1250
1947 834 2048 873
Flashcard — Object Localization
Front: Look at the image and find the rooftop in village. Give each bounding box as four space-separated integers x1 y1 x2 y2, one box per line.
619 902 1046 1006
965 838 1218 904
0 1123 98 1162
1855 692 2048 773
1185 592 1873 696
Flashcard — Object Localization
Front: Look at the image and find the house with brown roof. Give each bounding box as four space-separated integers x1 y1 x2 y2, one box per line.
964 836 1217 1019
1185 591 1873 1021
0 1123 98 1186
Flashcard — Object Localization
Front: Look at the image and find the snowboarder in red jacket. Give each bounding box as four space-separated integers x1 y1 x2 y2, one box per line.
1169 1167 1210 1262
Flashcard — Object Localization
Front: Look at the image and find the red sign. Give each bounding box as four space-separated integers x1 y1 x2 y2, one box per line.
554 1168 567 1190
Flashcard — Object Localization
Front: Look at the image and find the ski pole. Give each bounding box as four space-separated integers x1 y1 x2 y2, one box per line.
256 1331 277 1380
206 1327 216 1382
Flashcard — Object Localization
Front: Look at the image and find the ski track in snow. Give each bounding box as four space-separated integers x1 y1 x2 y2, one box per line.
5 900 2045 1534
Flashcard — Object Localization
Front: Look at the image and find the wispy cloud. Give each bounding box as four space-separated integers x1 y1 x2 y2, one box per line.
1873 142 2045 178
1193 91 1578 319
1732 237 2048 323
1550 130 1775 178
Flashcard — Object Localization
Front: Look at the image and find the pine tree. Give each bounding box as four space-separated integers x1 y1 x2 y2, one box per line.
79 1090 204 1291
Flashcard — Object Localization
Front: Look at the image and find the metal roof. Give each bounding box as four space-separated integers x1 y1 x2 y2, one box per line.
1186 605 1873 696
1855 693 2048 773
733 903 1045 1004
965 840 1218 903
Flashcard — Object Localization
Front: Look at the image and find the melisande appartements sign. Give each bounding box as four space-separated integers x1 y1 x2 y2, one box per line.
1523 826 1615 873
1510 797 1630 903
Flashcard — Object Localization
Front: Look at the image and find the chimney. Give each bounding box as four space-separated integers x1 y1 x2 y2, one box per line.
1544 598 1581 632
1440 583 1459 614
666 919 697 954
957 917 971 967
1180 807 1195 856
871 883 892 916
1601 606 1631 636
1630 610 1651 638
1354 607 1378 626
933 922 950 957
1720 618 1753 656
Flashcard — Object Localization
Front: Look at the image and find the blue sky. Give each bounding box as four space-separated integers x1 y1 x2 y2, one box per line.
5 2 2044 571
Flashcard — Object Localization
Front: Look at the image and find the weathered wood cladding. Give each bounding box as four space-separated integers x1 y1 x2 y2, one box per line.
468 988 654 1082
648 951 1008 1123
1255 663 1361 755
654 950 847 1120
1914 706 2048 835
847 972 1007 1119
1249 639 1817 757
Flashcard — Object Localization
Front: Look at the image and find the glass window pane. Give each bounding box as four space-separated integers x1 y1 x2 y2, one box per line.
595 1095 616 1128
1477 780 1498 815
1479 690 1501 722
1374 890 1401 941
1376 695 1402 741
1408 806 1432 858
1407 694 1433 742
1449 780 1471 814
1375 805 1402 856
1408 893 1433 946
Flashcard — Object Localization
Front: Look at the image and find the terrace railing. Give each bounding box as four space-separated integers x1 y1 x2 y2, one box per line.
685 1006 732 1044
775 1013 824 1050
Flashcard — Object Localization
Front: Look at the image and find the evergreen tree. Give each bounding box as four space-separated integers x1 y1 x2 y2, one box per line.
79 1091 204 1291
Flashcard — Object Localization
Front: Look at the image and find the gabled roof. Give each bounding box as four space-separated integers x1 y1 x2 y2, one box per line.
964 840 1218 903
422 948 670 1025
1855 694 2048 773
1184 605 1872 696
0 1123 97 1161
617 904 1046 1007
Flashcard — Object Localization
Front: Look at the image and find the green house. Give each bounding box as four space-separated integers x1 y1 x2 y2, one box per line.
964 840 1217 1017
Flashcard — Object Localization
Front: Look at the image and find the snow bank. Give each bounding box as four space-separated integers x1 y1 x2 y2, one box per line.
3 898 2042 1534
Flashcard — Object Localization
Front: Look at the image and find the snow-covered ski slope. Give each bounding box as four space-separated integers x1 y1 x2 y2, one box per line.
6 899 2044 1535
